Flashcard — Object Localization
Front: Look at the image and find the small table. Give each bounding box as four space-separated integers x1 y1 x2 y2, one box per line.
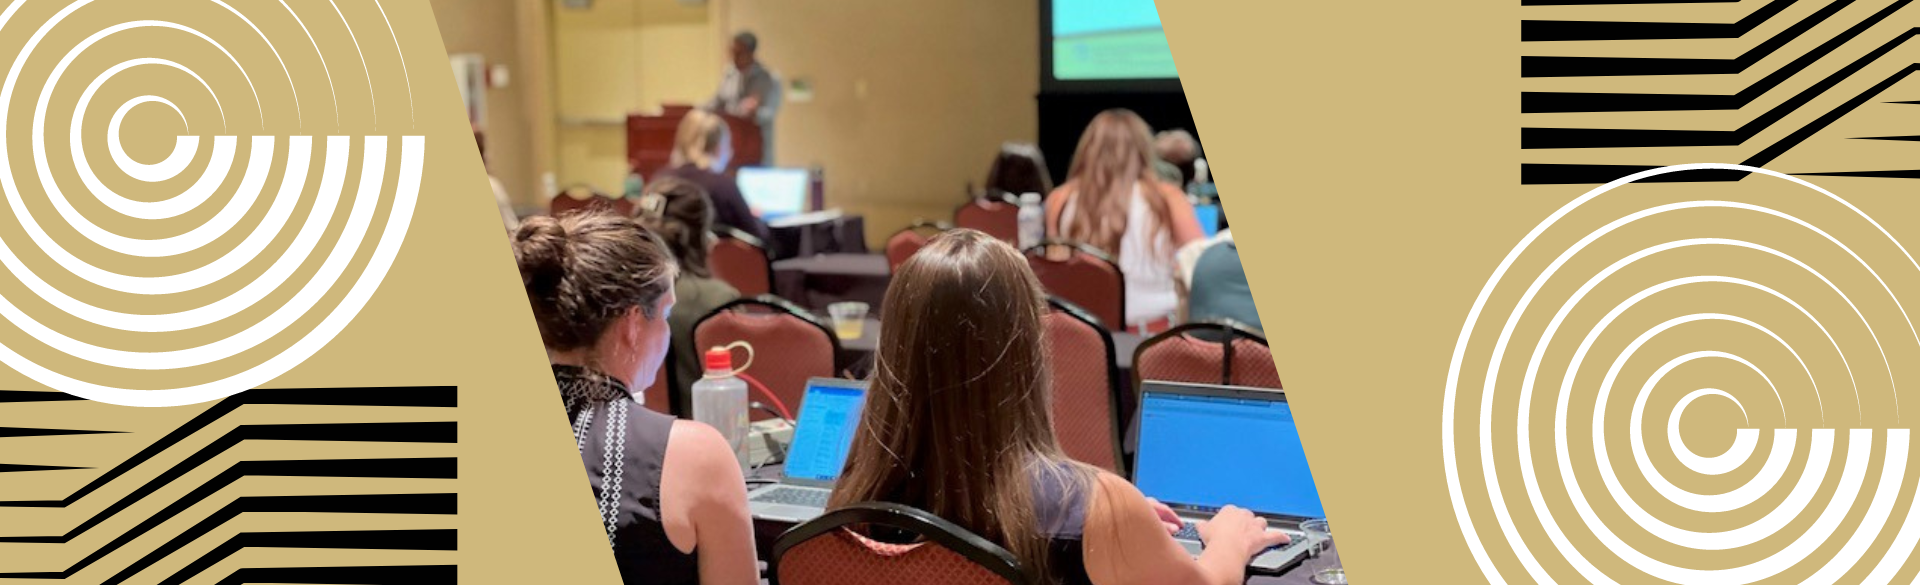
773 254 891 311
768 213 867 261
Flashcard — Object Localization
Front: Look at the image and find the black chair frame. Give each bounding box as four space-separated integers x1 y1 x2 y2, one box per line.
771 501 1031 585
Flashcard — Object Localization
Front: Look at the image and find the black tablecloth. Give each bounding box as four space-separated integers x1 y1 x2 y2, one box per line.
747 465 1329 585
773 254 891 311
769 214 866 261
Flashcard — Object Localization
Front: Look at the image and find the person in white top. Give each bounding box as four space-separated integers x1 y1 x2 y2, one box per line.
1045 109 1203 335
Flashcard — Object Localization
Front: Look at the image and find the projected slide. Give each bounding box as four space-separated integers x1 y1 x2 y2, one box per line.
1052 0 1178 81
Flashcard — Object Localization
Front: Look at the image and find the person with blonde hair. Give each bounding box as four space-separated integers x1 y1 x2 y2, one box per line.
655 110 770 243
1045 109 1204 334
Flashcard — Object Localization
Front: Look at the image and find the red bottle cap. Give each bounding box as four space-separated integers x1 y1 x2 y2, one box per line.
704 347 733 373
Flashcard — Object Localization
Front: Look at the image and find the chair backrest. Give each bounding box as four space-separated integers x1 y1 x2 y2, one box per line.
954 195 1020 244
1133 320 1280 393
774 502 1028 585
711 228 774 298
548 186 632 218
640 349 675 417
1024 241 1125 329
1043 298 1125 475
693 296 839 422
885 221 950 273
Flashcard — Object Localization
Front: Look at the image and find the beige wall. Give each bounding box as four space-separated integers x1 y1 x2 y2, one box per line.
551 0 720 193
434 0 1041 242
431 0 551 214
721 0 1040 247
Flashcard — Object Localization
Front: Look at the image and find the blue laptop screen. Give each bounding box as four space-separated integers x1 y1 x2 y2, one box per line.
1134 390 1324 519
1195 204 1222 238
784 382 866 483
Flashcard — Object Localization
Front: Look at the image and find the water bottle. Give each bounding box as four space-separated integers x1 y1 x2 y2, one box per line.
691 346 751 473
1017 192 1044 251
623 171 645 199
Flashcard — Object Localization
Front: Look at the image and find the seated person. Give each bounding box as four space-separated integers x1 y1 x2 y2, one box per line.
656 109 773 244
828 229 1288 585
1046 109 1205 334
634 177 742 408
984 141 1054 200
1176 206 1259 331
512 211 757 585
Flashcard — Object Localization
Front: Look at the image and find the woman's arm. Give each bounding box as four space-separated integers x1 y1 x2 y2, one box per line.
663 421 760 585
1160 185 1204 248
1083 473 1286 585
1045 184 1073 238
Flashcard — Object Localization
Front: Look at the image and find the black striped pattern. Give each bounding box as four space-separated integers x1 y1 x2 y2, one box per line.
1520 0 1920 184
0 387 459 583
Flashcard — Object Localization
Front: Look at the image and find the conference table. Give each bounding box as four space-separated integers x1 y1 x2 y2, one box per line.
747 463 1335 585
774 253 891 312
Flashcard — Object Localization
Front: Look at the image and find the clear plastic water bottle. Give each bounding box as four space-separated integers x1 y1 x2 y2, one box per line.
691 346 751 473
1017 192 1044 251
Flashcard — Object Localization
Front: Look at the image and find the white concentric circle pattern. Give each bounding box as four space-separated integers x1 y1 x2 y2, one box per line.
1443 164 1920 584
0 0 422 407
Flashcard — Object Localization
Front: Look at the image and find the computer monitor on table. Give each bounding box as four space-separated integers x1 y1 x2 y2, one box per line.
737 166 811 222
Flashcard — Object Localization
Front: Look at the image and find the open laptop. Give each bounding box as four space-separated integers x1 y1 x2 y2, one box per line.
736 166 810 222
747 377 868 523
1130 381 1324 574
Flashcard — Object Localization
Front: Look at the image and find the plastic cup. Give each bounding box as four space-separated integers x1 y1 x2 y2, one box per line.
828 302 868 340
1299 519 1344 584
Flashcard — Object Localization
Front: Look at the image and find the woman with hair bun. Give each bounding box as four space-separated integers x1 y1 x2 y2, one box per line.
512 210 757 585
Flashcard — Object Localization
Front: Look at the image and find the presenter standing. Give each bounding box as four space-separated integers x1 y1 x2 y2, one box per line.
703 31 780 165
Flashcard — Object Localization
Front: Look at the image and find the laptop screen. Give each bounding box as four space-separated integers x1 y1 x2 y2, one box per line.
1194 203 1222 238
784 379 867 483
1133 385 1324 519
737 167 810 221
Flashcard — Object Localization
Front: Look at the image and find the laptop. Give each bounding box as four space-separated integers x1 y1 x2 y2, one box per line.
736 166 811 222
1194 203 1223 238
747 377 868 523
1130 381 1324 574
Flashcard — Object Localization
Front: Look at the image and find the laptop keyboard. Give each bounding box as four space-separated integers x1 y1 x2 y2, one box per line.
1174 522 1203 541
1175 522 1294 554
751 486 830 508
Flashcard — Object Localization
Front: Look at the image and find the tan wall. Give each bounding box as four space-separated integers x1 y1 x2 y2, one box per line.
431 0 550 213
720 0 1040 247
436 0 1041 240
551 0 720 193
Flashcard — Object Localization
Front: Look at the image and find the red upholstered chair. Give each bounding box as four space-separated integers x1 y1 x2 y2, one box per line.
774 502 1027 585
886 221 951 273
1024 240 1125 330
711 227 774 298
1044 298 1126 475
548 186 633 217
1133 320 1280 391
954 194 1021 244
693 296 840 422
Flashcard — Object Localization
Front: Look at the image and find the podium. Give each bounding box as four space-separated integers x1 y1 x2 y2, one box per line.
627 104 764 176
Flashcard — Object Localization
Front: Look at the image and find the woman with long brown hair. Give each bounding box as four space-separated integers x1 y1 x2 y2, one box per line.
828 229 1286 585
1045 109 1204 335
514 210 757 585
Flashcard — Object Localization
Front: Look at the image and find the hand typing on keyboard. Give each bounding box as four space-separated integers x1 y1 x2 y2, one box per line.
1197 505 1293 560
